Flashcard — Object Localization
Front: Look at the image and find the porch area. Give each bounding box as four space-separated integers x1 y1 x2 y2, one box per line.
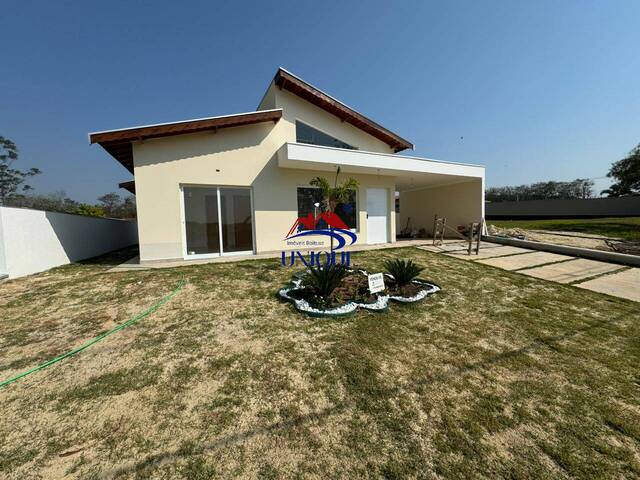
279 142 485 244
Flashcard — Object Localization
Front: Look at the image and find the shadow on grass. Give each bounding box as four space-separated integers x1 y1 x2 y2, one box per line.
78 245 139 267
105 403 347 478
101 311 630 479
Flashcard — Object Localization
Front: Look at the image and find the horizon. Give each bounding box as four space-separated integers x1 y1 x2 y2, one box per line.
3 0 639 202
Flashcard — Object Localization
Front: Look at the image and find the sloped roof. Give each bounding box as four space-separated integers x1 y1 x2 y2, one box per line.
90 68 414 174
118 180 135 195
89 109 282 172
272 68 413 152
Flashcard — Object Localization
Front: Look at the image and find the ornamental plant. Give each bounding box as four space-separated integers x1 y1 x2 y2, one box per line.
301 264 349 299
383 259 424 286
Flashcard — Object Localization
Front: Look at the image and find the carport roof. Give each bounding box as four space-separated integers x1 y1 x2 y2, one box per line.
279 142 484 191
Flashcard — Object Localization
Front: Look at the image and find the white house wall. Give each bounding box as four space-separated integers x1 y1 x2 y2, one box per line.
132 124 397 261
133 89 403 263
399 179 484 237
271 86 395 154
131 81 482 262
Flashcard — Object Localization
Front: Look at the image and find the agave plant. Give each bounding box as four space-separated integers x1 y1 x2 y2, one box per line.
383 259 424 287
302 264 349 299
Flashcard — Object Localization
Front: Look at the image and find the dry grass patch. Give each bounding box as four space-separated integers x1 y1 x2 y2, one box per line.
1 246 639 479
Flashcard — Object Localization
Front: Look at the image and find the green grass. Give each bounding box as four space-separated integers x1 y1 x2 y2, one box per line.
489 216 640 240
0 246 639 479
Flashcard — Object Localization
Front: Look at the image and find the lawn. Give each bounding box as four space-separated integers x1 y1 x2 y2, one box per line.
489 217 640 241
1 246 639 479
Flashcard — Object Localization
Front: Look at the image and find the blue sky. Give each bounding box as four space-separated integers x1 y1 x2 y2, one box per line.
2 0 639 202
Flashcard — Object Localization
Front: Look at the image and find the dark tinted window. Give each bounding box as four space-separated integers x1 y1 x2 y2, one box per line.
334 190 357 229
296 187 357 230
296 121 357 150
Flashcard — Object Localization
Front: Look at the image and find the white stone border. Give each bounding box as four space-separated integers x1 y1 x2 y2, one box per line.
278 270 440 317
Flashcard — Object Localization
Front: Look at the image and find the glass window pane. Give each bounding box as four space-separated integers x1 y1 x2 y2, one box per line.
296 187 324 231
220 188 253 253
184 187 220 255
335 190 357 229
296 187 357 231
295 121 357 150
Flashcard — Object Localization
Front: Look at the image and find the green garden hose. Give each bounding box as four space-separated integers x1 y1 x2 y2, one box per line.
0 277 185 389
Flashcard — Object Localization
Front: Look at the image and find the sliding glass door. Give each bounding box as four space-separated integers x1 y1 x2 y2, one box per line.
183 186 253 257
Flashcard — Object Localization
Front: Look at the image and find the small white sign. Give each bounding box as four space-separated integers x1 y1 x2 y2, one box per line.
368 272 385 294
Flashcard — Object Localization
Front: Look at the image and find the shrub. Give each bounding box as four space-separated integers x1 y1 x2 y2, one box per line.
383 259 424 286
302 264 349 299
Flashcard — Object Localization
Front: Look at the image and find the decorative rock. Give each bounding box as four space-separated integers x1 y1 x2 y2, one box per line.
278 270 440 318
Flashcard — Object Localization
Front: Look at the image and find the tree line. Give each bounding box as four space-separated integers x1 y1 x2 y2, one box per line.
487 142 640 202
0 135 135 218
485 178 595 202
6 191 136 218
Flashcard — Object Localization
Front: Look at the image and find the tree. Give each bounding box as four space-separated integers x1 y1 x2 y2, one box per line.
575 178 595 199
0 136 41 205
309 167 359 250
97 193 121 216
74 204 106 217
7 191 78 213
119 196 137 219
602 143 640 197
96 192 136 218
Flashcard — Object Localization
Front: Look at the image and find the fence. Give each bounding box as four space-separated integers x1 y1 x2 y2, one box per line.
485 196 640 219
0 206 138 279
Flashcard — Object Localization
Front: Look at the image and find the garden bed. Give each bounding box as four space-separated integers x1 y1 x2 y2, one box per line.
278 269 440 318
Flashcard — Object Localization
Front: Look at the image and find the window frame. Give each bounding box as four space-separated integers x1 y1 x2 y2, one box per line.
179 184 256 260
294 119 358 151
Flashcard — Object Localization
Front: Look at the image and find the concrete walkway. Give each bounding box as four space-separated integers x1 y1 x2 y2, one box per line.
476 251 573 271
420 240 639 302
108 238 432 273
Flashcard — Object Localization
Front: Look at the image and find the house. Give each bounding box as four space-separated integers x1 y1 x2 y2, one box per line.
89 68 484 263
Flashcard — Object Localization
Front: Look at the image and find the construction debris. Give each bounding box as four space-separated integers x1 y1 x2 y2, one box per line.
487 224 640 256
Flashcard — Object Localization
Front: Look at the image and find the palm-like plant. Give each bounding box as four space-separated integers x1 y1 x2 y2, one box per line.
302 264 349 299
310 167 359 250
383 259 424 287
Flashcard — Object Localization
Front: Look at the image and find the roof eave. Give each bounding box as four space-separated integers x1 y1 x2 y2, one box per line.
90 109 283 172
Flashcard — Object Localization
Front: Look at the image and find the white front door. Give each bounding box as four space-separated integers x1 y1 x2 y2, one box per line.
366 188 388 244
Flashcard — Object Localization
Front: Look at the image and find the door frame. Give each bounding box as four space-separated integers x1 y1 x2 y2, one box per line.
366 187 389 245
179 184 255 260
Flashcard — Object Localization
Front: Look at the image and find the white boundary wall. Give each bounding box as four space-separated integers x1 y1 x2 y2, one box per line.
0 207 138 279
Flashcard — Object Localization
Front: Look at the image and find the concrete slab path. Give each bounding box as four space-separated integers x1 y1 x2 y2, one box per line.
445 245 531 260
576 268 640 302
421 240 638 302
476 251 573 271
519 258 624 284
